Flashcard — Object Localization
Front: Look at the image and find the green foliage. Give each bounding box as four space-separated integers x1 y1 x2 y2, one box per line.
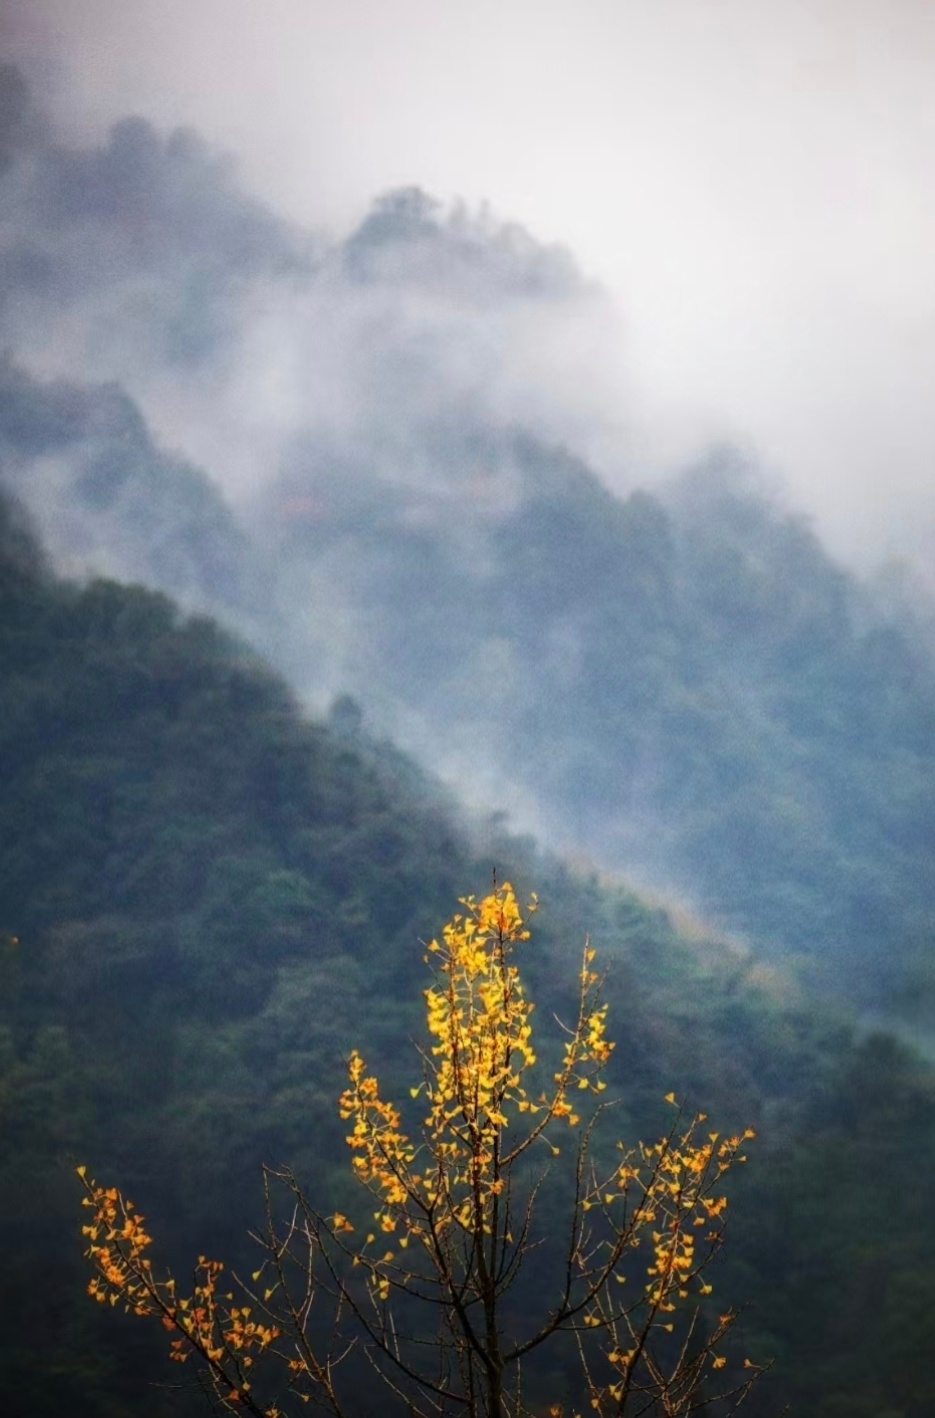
2 505 935 1415
259 432 935 1003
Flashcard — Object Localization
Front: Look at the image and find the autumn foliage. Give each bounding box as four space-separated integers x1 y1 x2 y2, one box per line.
79 882 761 1416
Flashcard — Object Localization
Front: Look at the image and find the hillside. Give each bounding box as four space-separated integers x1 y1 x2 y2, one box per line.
2 496 935 1416
2 71 935 1010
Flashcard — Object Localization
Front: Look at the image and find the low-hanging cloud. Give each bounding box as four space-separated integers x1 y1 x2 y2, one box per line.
7 0 935 578
2 54 935 980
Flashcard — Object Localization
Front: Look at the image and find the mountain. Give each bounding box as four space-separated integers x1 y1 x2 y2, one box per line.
3 493 935 1417
3 68 935 1011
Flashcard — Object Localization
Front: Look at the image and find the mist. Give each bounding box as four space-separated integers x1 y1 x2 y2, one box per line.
6 0 935 576
2 23 935 979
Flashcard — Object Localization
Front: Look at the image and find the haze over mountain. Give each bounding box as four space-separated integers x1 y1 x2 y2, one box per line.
2 63 935 1005
9 0 935 578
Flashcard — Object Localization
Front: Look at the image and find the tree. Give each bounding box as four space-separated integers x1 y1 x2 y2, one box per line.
78 881 761 1417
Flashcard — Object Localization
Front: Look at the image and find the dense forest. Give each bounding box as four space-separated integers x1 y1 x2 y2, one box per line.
4 60 935 1417
3 493 935 1417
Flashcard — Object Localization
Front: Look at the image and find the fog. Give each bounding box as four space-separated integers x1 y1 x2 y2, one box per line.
6 0 935 576
2 1 935 933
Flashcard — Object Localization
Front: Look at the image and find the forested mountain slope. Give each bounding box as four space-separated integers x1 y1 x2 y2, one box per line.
2 68 935 1005
3 496 935 1417
257 433 935 989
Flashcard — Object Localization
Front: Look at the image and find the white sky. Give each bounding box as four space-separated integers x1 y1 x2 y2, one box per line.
6 0 935 574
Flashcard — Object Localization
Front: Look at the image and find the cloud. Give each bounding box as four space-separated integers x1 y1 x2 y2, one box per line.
12 0 930 576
